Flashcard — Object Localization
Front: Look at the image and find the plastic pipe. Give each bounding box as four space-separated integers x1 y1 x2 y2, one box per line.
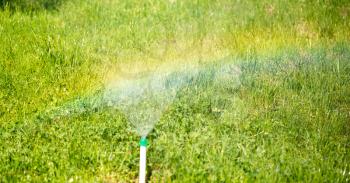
139 137 148 183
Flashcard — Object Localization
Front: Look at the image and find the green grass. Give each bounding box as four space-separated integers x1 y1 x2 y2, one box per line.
0 0 349 182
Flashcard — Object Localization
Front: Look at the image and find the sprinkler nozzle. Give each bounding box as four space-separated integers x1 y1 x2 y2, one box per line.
139 137 148 147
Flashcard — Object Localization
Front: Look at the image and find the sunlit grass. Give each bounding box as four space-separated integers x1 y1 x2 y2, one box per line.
0 0 349 182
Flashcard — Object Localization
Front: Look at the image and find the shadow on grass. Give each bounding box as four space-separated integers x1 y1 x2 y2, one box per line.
0 0 65 13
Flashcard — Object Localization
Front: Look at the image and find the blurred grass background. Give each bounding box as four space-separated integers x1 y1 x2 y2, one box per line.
0 0 349 182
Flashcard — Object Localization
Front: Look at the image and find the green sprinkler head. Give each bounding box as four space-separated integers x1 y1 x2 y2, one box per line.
139 137 148 147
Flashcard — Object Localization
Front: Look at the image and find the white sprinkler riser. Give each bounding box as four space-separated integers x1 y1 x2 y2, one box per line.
139 146 147 183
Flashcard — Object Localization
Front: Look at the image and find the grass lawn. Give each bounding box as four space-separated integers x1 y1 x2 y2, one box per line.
0 0 349 182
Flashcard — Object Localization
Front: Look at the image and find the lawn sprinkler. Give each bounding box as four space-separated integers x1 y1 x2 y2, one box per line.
139 136 148 183
103 63 198 182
